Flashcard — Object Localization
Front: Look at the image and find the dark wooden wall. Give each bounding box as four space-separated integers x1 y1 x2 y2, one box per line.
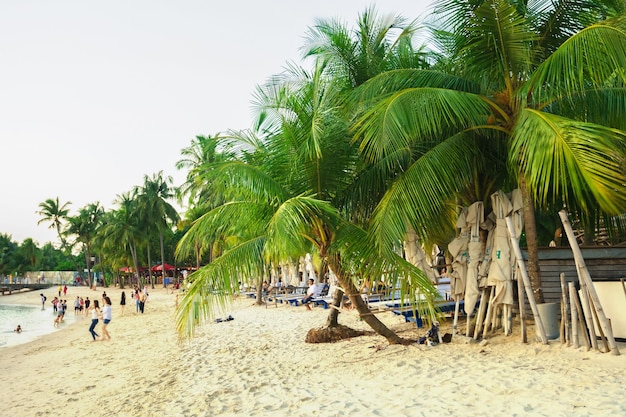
525 247 626 305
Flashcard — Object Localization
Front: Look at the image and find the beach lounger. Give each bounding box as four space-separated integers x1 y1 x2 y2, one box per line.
391 300 465 328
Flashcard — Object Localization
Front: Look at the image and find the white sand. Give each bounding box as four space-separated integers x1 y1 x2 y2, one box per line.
1 287 625 417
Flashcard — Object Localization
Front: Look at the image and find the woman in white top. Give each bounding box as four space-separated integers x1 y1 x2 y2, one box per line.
101 296 112 340
88 300 100 341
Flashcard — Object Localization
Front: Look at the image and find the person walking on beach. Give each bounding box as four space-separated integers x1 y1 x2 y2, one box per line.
88 299 101 341
63 285 68 296
40 293 46 310
101 296 112 340
139 291 147 314
120 291 126 316
58 285 62 297
134 289 140 313
84 297 91 317
74 296 81 315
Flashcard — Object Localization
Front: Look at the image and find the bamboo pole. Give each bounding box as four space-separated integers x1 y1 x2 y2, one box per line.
473 288 488 339
559 273 570 345
505 217 548 344
558 210 619 355
481 286 496 339
568 282 579 349
452 299 460 337
579 283 598 350
588 295 610 353
517 270 527 343
571 282 591 351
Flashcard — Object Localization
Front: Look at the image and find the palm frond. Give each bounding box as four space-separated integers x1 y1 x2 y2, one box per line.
510 109 626 213
525 17 626 104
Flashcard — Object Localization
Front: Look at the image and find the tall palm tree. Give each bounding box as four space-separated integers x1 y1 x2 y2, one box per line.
101 191 144 288
176 56 439 344
137 171 180 288
350 0 626 303
66 202 104 288
37 197 72 248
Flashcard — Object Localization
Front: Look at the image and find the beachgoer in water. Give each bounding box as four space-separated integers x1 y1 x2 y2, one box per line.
14 325 22 333
88 299 101 341
54 300 65 327
101 296 112 341
40 293 46 310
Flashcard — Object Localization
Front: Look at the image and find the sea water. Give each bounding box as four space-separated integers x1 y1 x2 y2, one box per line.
0 304 82 348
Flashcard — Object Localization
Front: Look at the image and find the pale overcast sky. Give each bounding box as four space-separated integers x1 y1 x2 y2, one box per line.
0 0 433 246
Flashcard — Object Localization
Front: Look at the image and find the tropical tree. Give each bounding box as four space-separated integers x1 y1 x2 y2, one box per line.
101 191 144 288
66 202 104 288
175 52 439 344
137 171 180 288
350 0 626 303
37 197 72 249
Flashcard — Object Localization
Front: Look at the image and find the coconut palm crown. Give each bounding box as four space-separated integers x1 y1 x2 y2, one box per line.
350 0 626 302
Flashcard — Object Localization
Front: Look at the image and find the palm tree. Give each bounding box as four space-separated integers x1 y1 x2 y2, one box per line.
175 54 439 344
137 171 180 288
66 203 104 288
350 0 626 303
37 197 72 248
101 191 144 288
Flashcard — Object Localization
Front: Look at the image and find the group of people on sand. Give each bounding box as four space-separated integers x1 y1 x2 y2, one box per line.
35 284 157 342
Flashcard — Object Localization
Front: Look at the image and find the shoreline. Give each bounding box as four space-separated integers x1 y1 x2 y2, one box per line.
1 287 625 416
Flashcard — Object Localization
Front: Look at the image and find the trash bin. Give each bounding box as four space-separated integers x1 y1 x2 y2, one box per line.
537 302 560 340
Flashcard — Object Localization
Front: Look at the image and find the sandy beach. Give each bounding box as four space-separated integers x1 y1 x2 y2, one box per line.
1 286 625 417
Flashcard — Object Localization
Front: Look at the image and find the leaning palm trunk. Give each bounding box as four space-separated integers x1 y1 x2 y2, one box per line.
327 254 408 344
520 175 544 304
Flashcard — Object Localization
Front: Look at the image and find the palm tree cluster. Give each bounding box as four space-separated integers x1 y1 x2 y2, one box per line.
175 1 626 343
37 171 180 289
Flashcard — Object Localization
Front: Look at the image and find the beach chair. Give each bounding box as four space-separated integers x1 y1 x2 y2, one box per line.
293 283 328 307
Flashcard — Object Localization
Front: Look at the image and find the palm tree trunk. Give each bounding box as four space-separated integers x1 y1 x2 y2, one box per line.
325 288 344 327
160 231 166 288
327 254 407 344
520 174 544 304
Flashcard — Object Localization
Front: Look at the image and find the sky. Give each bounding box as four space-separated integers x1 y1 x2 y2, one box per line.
0 0 433 246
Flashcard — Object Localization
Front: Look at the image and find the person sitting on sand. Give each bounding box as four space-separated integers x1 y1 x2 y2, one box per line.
14 325 22 333
301 279 316 311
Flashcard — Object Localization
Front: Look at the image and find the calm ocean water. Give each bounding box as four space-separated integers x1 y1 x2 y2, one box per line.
0 303 82 348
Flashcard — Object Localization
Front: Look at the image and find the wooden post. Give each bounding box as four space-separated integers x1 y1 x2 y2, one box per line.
588 295 610 353
517 269 527 343
473 288 488 340
559 273 570 345
621 279 626 302
579 283 598 350
452 299 460 337
569 282 579 349
505 217 548 344
558 210 620 355
571 282 591 351
480 286 496 339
